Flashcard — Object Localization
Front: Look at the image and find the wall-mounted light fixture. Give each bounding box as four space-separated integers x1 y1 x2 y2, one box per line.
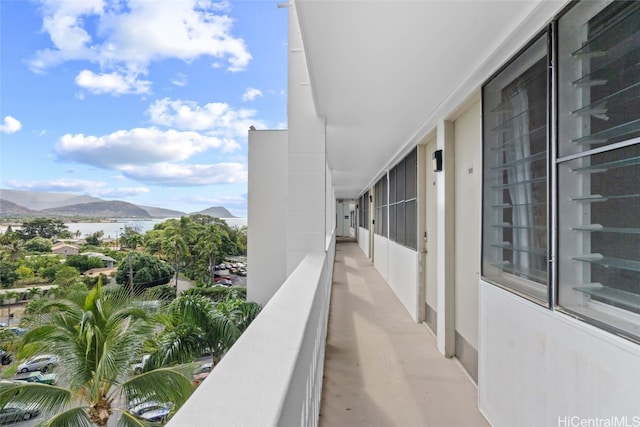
433 149 443 172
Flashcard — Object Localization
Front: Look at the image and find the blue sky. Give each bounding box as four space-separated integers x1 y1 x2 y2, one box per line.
0 0 288 217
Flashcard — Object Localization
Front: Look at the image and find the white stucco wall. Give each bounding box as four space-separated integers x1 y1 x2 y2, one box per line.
453 101 482 350
373 233 388 280
247 130 288 306
479 282 640 427
387 241 419 321
358 227 369 258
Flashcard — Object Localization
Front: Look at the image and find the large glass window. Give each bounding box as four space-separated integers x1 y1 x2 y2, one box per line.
374 175 387 237
359 191 369 230
389 149 417 250
482 34 549 303
557 1 640 339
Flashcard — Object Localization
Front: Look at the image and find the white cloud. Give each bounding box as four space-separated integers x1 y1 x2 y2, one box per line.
0 116 22 134
55 127 239 168
75 69 151 95
242 87 263 102
30 0 252 83
147 98 265 136
53 127 244 186
171 73 188 87
7 178 149 198
120 162 247 186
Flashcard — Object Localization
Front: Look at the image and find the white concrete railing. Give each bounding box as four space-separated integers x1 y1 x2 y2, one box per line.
168 235 336 427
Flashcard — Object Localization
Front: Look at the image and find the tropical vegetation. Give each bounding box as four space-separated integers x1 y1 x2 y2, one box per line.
0 215 257 425
0 280 194 426
0 286 259 425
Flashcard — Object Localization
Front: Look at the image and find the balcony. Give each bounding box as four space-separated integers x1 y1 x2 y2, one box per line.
168 236 488 426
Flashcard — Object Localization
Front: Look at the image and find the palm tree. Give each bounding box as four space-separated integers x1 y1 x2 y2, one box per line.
161 217 195 290
0 280 194 426
196 224 222 282
2 239 25 263
149 294 260 367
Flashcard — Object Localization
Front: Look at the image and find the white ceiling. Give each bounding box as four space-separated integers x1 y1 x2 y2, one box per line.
295 0 555 199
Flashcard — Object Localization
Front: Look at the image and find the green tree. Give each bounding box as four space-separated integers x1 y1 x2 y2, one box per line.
53 265 81 289
65 255 104 273
18 218 69 240
15 265 35 280
120 226 144 250
2 239 25 262
26 287 43 300
161 217 195 289
114 253 174 291
23 237 53 253
184 285 247 302
85 231 104 246
0 261 18 288
196 224 223 281
1 290 20 305
150 293 260 367
2 280 193 426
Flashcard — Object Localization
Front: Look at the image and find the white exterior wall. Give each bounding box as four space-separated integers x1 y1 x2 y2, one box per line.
358 227 369 258
287 2 326 275
373 234 388 280
247 130 288 306
453 101 482 350
387 240 419 322
479 282 640 426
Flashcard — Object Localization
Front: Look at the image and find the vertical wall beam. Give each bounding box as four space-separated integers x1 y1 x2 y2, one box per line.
436 120 455 357
416 144 427 323
286 3 327 274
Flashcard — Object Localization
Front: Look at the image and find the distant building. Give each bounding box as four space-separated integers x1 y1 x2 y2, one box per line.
80 252 116 268
51 243 79 257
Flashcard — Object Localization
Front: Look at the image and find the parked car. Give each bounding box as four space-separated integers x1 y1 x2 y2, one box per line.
17 355 58 373
0 404 41 424
129 401 171 423
0 350 11 365
3 327 27 336
217 279 233 287
131 354 150 375
192 362 213 385
14 371 57 385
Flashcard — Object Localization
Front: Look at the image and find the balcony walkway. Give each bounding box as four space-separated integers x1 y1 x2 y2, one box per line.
320 239 489 427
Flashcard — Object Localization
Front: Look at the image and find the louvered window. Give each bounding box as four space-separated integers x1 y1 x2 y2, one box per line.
482 33 549 303
359 191 369 230
389 148 417 250
557 0 640 339
374 175 388 237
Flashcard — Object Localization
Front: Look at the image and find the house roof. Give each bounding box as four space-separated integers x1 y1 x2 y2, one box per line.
52 243 79 250
80 252 116 262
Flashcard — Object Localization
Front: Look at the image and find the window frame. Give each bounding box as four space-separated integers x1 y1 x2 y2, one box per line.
481 29 551 306
481 0 640 342
388 148 418 250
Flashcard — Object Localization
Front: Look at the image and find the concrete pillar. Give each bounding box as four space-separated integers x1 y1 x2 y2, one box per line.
286 3 326 274
436 120 455 357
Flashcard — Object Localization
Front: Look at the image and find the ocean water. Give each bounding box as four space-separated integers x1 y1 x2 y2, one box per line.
63 217 248 239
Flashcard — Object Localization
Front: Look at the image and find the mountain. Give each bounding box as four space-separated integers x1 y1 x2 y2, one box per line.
40 201 152 218
0 189 236 219
0 189 102 210
0 199 37 217
138 205 186 218
192 206 235 218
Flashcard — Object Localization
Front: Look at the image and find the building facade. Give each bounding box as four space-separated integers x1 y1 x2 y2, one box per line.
171 1 640 425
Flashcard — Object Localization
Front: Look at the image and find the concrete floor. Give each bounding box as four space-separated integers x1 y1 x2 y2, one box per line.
320 239 489 427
